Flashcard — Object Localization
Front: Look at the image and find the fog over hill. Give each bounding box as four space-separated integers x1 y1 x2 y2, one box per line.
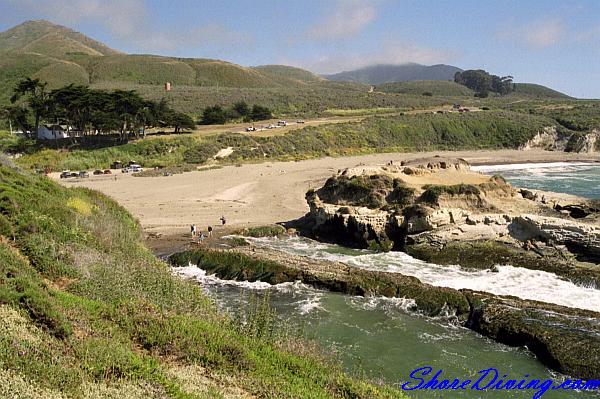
322 63 464 85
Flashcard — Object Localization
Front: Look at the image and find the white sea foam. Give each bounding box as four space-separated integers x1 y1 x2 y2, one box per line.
295 295 324 315
173 265 274 289
248 237 600 313
472 162 598 173
172 265 325 314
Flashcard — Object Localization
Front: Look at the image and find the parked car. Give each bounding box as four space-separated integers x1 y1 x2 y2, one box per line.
122 164 143 173
245 126 256 132
70 172 78 178
296 119 305 124
78 171 89 178
277 120 288 126
60 170 71 179
93 169 104 175
103 169 112 175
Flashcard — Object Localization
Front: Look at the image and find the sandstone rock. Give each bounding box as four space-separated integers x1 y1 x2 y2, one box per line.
509 214 600 259
464 291 600 380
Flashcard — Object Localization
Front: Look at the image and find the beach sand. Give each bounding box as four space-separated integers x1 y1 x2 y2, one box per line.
55 149 599 240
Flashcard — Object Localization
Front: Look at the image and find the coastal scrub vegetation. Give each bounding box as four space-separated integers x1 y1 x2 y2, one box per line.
199 101 273 125
317 174 415 210
235 225 287 237
5 109 558 171
420 184 481 204
0 163 404 398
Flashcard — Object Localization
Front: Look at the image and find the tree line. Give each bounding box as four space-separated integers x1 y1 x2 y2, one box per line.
2 78 195 141
454 70 514 97
200 101 272 125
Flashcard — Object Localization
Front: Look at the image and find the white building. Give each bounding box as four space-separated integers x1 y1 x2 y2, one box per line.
37 125 69 140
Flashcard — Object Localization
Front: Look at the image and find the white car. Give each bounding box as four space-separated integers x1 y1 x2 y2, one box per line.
122 164 143 173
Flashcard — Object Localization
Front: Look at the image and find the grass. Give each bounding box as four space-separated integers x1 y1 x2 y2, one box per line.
420 184 481 204
323 107 402 116
0 162 405 398
235 225 287 237
510 83 572 99
377 80 475 97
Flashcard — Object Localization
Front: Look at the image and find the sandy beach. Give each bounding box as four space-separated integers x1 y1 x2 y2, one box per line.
55 149 600 238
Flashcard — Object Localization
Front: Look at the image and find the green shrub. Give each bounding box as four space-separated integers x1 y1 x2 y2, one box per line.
237 225 286 237
182 142 220 164
420 184 481 204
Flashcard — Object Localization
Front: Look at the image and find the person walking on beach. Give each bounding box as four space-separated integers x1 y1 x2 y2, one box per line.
198 231 205 244
207 226 213 237
191 224 197 237
220 216 226 226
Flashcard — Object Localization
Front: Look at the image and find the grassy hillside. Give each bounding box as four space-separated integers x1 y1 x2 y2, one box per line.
511 83 572 99
0 20 330 106
377 80 474 97
88 81 451 116
0 20 119 56
0 20 577 116
7 110 558 171
0 160 403 398
253 65 324 83
86 55 197 86
323 63 463 84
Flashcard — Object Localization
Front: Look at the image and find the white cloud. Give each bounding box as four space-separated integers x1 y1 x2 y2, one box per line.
498 17 564 48
7 0 251 53
574 26 600 44
9 0 146 37
282 42 457 74
522 18 564 47
307 0 377 40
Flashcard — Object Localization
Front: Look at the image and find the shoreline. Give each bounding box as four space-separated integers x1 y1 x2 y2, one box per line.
55 149 599 240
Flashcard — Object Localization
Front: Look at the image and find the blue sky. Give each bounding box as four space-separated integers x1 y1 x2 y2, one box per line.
2 0 600 98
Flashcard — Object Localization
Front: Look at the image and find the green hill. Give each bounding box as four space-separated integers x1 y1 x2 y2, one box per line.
254 65 324 83
0 20 578 115
377 80 475 96
323 63 463 84
0 160 404 398
0 20 333 105
511 83 572 99
0 19 119 56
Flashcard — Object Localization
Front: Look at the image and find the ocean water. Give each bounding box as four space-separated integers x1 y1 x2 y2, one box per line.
175 249 600 399
172 162 600 398
472 162 600 199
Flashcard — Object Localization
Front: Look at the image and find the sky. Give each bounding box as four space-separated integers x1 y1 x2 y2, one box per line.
1 0 600 98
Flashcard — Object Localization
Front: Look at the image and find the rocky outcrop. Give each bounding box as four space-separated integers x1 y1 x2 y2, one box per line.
519 126 567 151
170 246 470 318
510 215 600 259
170 246 600 381
464 292 600 380
299 159 600 291
568 129 599 154
520 126 598 153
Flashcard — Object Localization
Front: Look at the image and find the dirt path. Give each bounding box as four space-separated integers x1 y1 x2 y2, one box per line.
56 149 599 238
143 105 470 140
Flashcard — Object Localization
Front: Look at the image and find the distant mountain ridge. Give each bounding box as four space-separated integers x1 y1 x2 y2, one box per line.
0 20 573 106
0 19 120 57
322 63 463 85
0 20 325 102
